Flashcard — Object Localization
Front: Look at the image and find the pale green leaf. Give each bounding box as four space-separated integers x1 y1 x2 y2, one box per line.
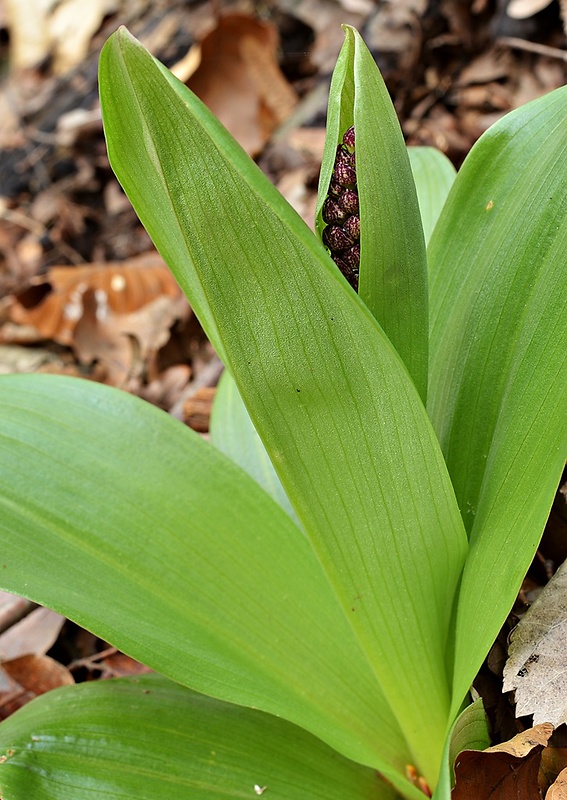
427 86 567 713
317 27 428 400
210 369 296 522
432 699 490 800
407 147 456 245
0 674 399 800
100 29 468 780
0 373 415 787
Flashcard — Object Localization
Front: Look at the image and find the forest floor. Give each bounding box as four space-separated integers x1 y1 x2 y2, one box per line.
0 0 566 796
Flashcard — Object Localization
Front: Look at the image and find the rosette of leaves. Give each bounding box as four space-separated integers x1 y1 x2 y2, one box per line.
0 25 565 800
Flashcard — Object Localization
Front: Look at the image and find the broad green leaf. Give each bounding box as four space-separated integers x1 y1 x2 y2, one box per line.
427 86 567 712
0 373 417 789
100 29 468 781
316 27 428 401
432 699 490 800
407 147 456 245
210 369 296 522
0 674 399 800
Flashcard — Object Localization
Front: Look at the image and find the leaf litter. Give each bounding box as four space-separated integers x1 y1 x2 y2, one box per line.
503 558 567 728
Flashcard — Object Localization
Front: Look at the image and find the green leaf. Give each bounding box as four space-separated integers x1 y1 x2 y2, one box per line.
432 699 490 800
317 27 429 401
0 373 415 789
210 369 296 522
99 28 468 781
407 147 456 245
427 86 567 712
0 674 399 800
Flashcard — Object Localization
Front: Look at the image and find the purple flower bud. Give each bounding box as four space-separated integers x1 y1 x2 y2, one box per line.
340 189 359 215
322 224 353 252
335 144 355 167
328 179 343 197
322 197 348 224
333 254 359 291
341 243 360 270
342 126 355 148
333 161 357 187
342 214 360 242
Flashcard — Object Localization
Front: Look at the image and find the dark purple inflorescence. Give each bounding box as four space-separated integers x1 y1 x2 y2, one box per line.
321 126 360 291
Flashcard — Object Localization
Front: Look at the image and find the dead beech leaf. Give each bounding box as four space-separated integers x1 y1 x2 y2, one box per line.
9 253 189 383
188 14 297 156
0 654 74 718
452 723 554 800
0 606 64 661
547 767 567 800
503 559 567 728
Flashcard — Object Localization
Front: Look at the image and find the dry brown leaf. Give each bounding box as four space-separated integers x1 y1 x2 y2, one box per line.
9 253 189 383
4 0 119 72
452 723 554 799
0 654 73 718
547 767 567 800
183 385 216 433
0 606 64 660
188 14 297 156
503 559 567 728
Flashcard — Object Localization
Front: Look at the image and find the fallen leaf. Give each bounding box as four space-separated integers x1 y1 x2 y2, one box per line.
188 14 297 155
452 723 554 799
547 767 567 800
503 559 567 728
506 0 554 19
182 385 216 433
4 0 119 72
0 606 65 661
0 654 73 719
9 253 190 384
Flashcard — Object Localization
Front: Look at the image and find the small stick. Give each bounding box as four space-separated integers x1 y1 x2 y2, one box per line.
498 36 567 62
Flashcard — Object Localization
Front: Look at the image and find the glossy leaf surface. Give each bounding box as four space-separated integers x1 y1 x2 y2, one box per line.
0 373 414 783
427 86 567 712
317 27 428 400
100 28 468 778
0 674 398 800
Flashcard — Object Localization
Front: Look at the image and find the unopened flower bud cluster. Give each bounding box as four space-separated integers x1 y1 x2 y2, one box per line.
322 126 360 291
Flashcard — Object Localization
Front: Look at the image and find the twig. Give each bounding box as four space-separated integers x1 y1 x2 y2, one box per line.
497 36 567 62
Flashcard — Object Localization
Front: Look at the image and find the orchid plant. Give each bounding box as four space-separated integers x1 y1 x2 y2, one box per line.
0 25 565 800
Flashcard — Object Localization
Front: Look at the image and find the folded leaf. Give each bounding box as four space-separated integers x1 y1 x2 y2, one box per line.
427 85 567 712
0 373 413 785
0 674 399 800
432 699 491 800
100 28 468 780
317 27 429 401
210 369 297 522
407 147 456 245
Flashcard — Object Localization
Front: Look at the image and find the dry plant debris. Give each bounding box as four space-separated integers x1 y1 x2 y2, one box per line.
503 558 567 728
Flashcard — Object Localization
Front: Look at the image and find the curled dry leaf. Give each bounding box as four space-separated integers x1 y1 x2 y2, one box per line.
187 14 297 156
0 654 73 719
9 253 190 384
0 606 64 661
452 723 554 800
503 559 567 728
547 767 567 800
